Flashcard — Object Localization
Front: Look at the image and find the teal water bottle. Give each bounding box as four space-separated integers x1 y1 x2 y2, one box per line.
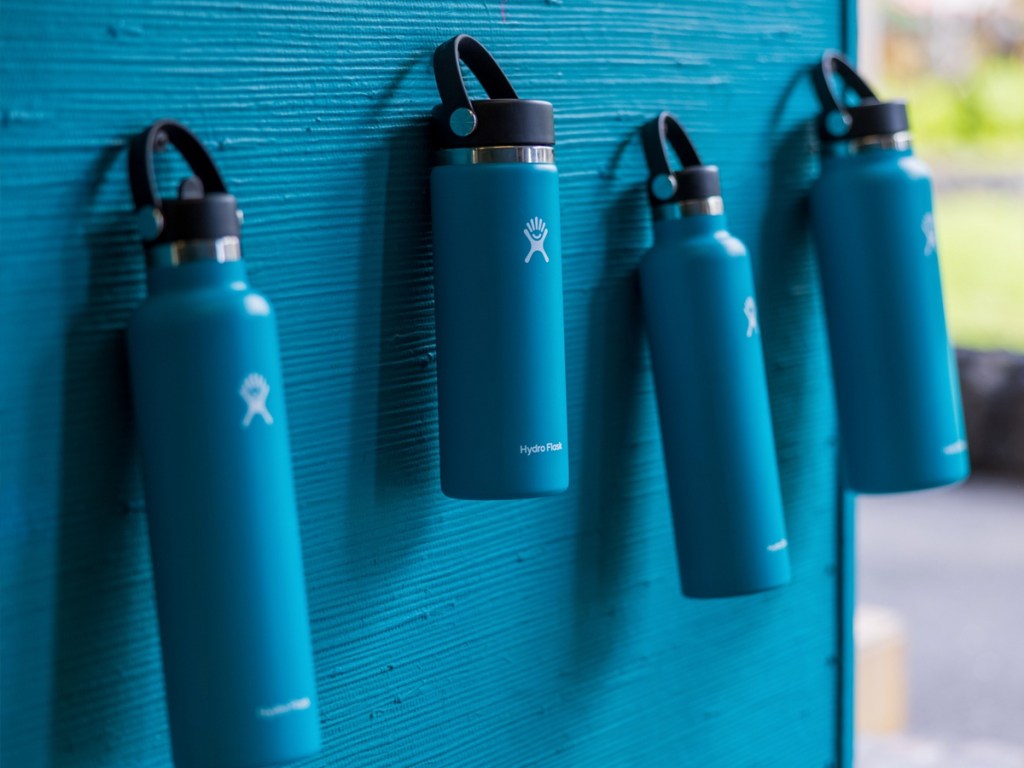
639 113 791 598
429 35 570 499
810 52 969 493
127 121 320 767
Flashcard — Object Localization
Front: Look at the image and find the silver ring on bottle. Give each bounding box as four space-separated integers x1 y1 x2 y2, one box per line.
148 236 242 268
847 131 912 154
654 195 725 220
435 145 555 166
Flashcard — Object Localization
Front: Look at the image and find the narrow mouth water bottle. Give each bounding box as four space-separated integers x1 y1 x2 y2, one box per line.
429 35 570 499
126 121 320 767
810 52 969 493
638 113 791 598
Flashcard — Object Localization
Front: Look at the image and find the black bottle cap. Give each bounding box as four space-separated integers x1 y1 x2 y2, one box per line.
812 51 910 143
129 119 240 245
432 35 555 149
840 101 910 141
157 192 240 243
641 112 722 207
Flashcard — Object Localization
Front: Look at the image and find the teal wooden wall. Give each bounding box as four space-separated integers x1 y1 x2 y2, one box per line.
0 1 853 765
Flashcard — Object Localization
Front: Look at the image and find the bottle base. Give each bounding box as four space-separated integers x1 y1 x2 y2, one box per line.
847 468 971 496
681 574 792 600
440 480 570 501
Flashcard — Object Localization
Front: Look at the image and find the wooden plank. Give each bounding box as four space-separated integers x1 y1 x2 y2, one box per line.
0 1 844 764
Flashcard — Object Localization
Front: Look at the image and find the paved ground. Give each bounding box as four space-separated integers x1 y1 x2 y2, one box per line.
858 734 1024 768
856 472 1024 766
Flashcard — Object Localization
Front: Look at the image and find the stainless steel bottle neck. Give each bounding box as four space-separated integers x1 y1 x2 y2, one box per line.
827 130 912 156
653 195 725 221
146 236 242 269
435 145 555 166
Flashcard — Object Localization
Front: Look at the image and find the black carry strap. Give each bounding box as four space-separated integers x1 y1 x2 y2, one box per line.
128 119 239 247
433 34 519 136
640 111 720 205
430 34 553 150
811 50 907 142
642 111 703 178
129 119 228 211
813 51 879 119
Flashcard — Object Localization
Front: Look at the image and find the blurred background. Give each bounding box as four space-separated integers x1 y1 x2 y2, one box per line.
853 1 1024 765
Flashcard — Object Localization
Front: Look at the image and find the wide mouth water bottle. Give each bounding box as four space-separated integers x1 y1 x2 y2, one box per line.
810 51 969 493
127 120 320 767
429 35 570 499
638 112 791 598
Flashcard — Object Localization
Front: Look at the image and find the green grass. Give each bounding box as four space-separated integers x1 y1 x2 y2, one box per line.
885 57 1024 160
875 57 1024 352
935 190 1024 352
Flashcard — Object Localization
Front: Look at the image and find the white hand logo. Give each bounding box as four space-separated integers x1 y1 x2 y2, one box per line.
523 217 549 263
240 372 274 428
922 212 937 256
744 296 759 337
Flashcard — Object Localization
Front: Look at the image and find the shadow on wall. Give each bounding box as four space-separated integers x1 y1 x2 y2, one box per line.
372 116 437 507
51 142 165 765
571 135 650 675
756 68 837 533
345 52 438 571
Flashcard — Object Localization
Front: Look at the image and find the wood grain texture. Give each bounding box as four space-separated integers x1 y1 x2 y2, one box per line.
1 1 846 765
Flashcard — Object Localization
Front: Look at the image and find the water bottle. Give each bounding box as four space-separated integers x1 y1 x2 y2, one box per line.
638 113 791 598
810 51 969 493
430 35 569 499
126 120 320 767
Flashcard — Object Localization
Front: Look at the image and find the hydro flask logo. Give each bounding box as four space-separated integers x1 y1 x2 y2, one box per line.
922 212 937 256
943 439 967 455
520 441 564 456
744 296 759 338
523 217 550 263
240 372 274 428
257 696 311 719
